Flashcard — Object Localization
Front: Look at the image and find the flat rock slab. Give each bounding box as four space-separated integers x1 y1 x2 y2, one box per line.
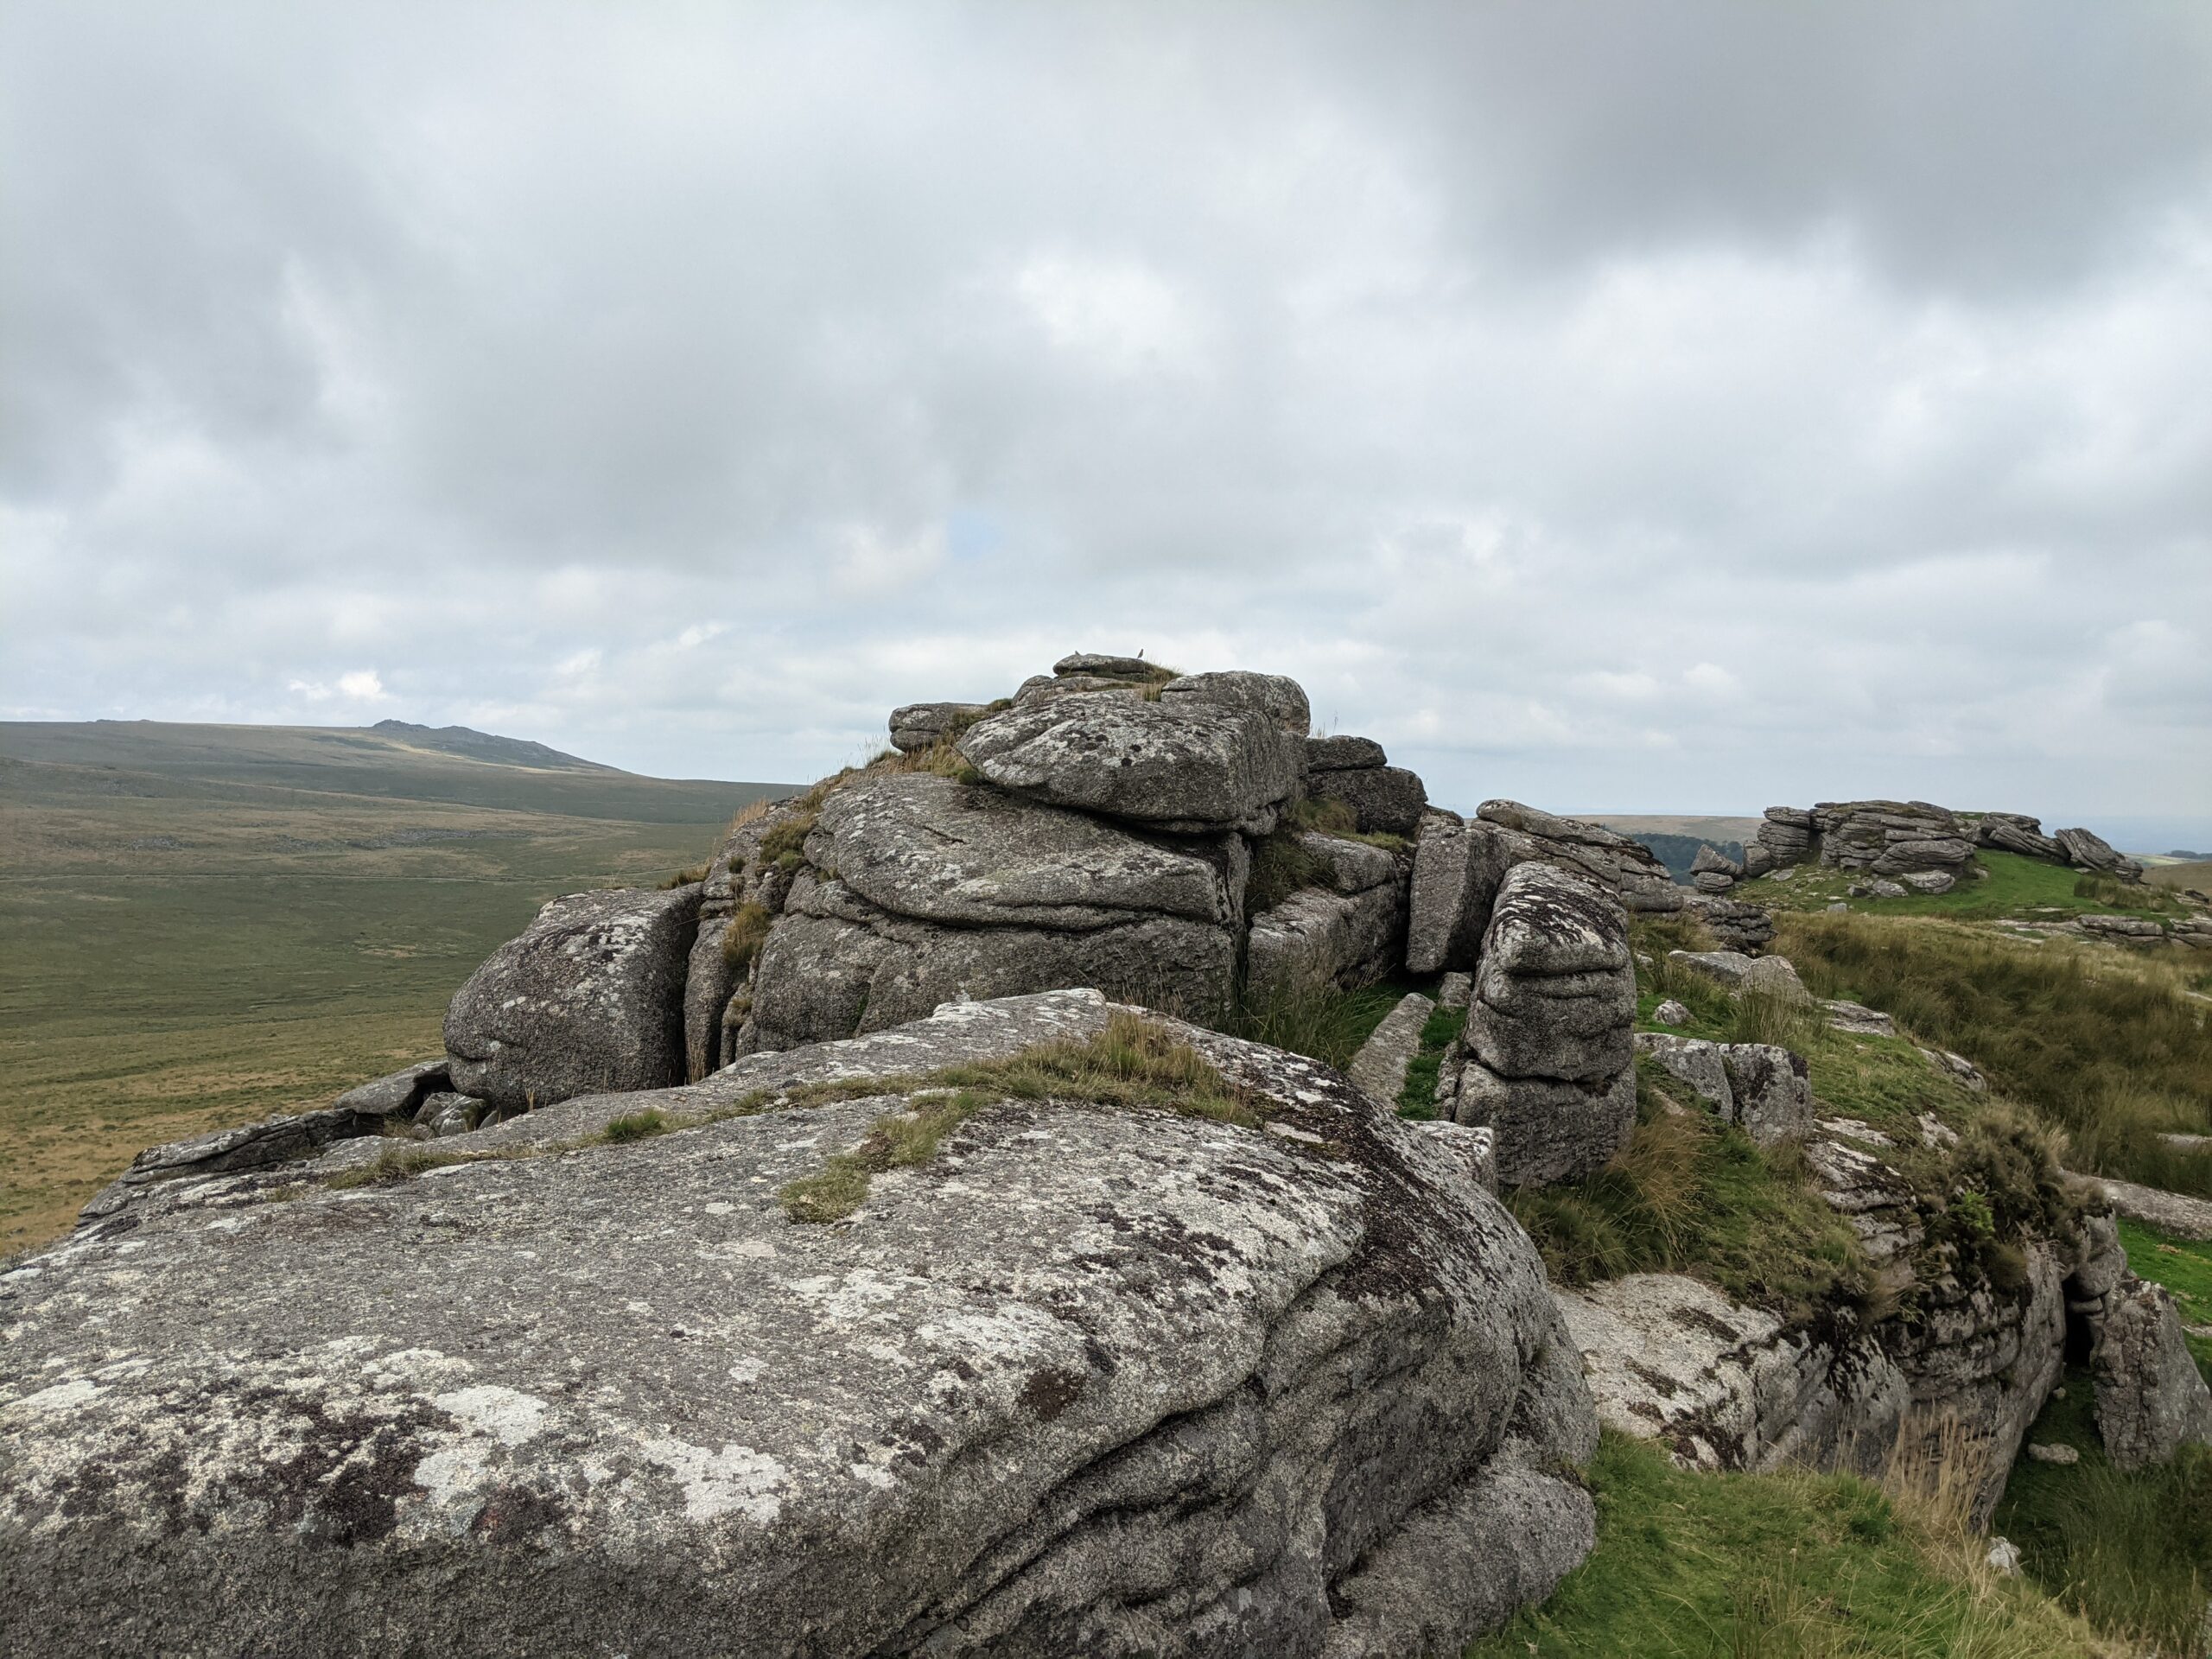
1347 993 1436 1108
2088 1174 2212 1242
958 697 1295 834
4 996 1596 1659
814 774 1235 929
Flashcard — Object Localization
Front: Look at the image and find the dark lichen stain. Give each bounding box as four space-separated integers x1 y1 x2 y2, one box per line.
1019 1368 1084 1423
470 1484 568 1545
229 1387 442 1547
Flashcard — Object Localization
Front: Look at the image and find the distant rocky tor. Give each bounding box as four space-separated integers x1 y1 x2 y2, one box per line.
6 651 2206 1654
1679 798 2149 900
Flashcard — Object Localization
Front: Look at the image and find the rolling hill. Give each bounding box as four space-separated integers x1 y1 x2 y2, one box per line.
0 719 791 1252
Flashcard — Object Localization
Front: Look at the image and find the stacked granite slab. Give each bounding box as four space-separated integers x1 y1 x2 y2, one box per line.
1449 863 1638 1185
1755 800 2144 884
1303 734 1430 838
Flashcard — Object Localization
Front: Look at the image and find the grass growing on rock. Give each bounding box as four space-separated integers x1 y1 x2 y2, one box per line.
1469 1430 2113 1657
1771 910 2212 1197
1745 850 2177 924
1993 1376 2212 1656
1227 978 1408 1071
601 1109 671 1143
1394 1001 1464 1121
1509 1059 1866 1318
778 1012 1262 1223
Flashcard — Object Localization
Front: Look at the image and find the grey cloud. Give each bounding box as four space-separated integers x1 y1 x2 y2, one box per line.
2 0 2208 840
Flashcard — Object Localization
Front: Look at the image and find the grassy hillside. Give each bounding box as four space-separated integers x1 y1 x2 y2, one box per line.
0 720 791 1252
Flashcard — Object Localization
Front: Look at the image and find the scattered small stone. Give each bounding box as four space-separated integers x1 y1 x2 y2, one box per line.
1652 999 1690 1027
1986 1536 2023 1577
2025 1441 2079 1465
1917 1113 1960 1149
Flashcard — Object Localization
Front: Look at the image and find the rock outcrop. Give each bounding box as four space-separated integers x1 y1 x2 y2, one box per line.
1632 1035 1812 1147
1450 864 1637 1185
3 992 1599 1658
1752 799 2144 883
444 884 701 1111
1300 737 1429 839
1559 1252 2068 1526
2064 1218 2212 1472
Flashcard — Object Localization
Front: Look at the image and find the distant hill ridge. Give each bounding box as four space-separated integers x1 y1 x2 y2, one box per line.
370 719 618 774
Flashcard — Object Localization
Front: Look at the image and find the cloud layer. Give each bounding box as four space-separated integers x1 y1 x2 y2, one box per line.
5 2 2209 837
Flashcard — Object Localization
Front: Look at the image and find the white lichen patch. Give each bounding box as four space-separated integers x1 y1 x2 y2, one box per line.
639 1437 788 1525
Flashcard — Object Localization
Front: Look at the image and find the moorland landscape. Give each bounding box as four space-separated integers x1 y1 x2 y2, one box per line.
7 658 2210 1656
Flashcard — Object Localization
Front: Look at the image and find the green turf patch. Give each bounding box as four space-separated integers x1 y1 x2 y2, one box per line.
1472 1431 2105 1656
1993 1370 2212 1655
1739 849 2184 923
2117 1218 2212 1376
1395 1001 1464 1120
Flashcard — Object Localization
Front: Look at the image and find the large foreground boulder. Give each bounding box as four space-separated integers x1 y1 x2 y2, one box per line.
444 883 701 1111
3 992 1598 1658
2091 1278 2212 1471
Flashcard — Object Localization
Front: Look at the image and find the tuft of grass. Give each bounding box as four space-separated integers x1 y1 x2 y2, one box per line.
1227 978 1408 1071
1395 1001 1464 1121
1472 1430 2113 1657
602 1109 671 1144
324 1146 466 1188
777 1012 1262 1223
659 865 707 888
1994 1373 2212 1655
1245 825 1332 914
1287 794 1408 852
1510 1059 1865 1319
1726 986 1825 1050
721 900 772 973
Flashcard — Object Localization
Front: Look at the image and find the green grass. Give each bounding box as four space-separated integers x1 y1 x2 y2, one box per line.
0 724 784 1252
1744 851 2178 923
1509 1061 1865 1318
1226 978 1410 1071
1993 1374 2212 1655
602 1109 673 1144
1471 1432 2107 1657
1395 1001 1464 1120
1772 911 2212 1197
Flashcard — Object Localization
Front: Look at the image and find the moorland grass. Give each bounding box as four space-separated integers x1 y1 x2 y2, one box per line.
1226 978 1409 1072
1772 911 2212 1196
1508 1060 1865 1317
1745 850 2178 923
1993 1377 2212 1656
1470 1431 2113 1658
1394 1001 1464 1120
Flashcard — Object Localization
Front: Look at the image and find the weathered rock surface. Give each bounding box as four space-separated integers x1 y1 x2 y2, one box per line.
1476 801 1681 913
1304 735 1386 772
741 886 1236 1053
1680 893 1776 953
958 696 1296 835
1053 651 1157 679
685 798 810 1079
2091 1279 2212 1471
1667 950 1811 1003
1347 992 1434 1109
2055 825 2141 881
1719 1045 1814 1146
1155 669 1311 737
1556 1257 2067 1524
1453 864 1636 1185
1306 766 1428 840
2088 1175 2212 1242
888 701 990 753
77 1059 452 1222
1822 1000 1896 1037
1630 1037 1810 1147
5 993 1599 1659
1245 881 1407 1001
813 774 1237 930
445 884 701 1112
1966 811 2063 862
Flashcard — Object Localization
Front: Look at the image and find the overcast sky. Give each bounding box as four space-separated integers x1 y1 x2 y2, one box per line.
5 3 2209 842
